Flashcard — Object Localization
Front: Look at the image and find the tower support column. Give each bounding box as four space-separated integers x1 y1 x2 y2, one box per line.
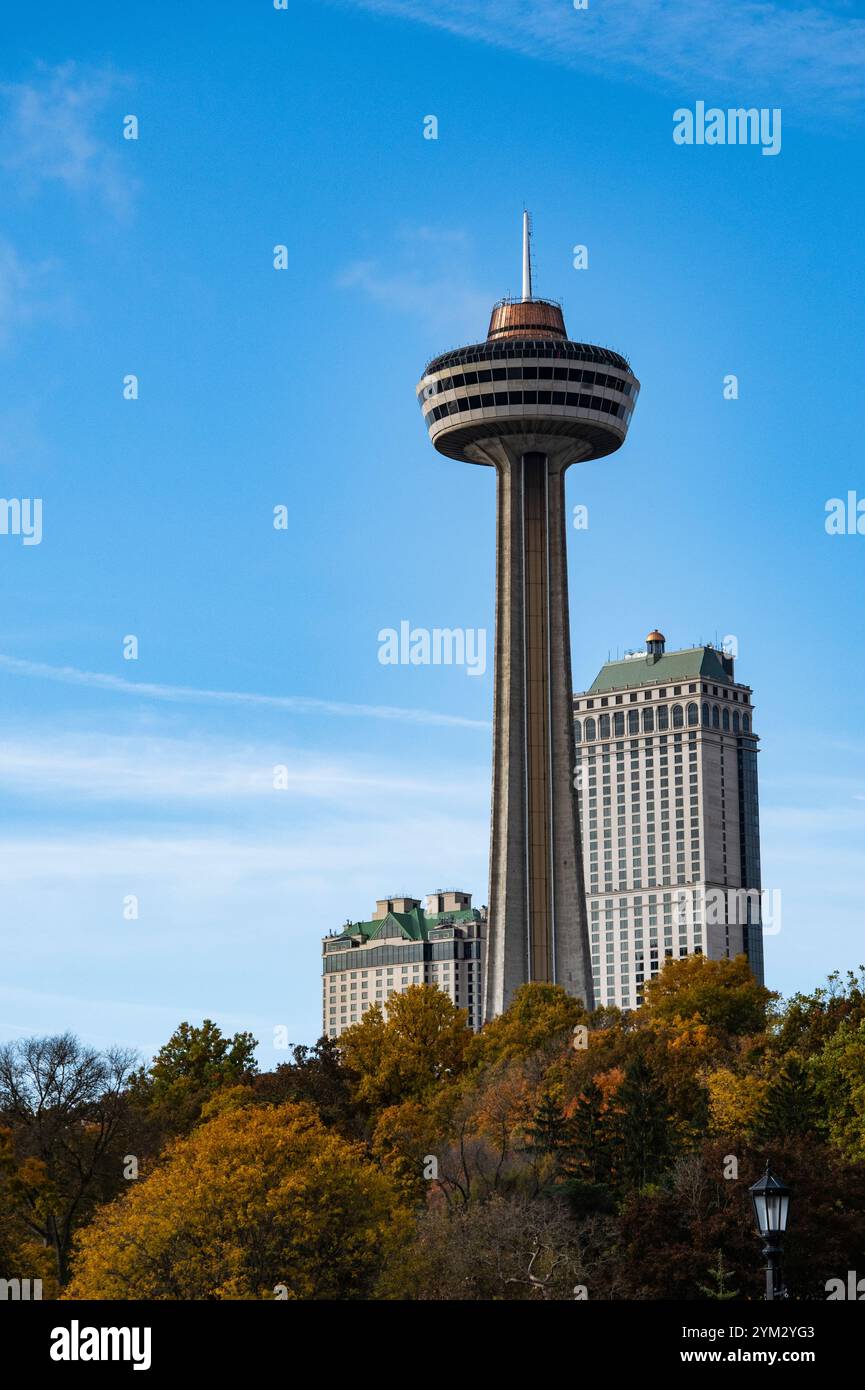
484 449 594 1020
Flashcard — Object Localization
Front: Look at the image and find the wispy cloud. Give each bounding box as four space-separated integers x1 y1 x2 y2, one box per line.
339 0 865 115
0 653 489 730
338 223 492 339
0 731 486 806
0 62 137 215
0 238 60 347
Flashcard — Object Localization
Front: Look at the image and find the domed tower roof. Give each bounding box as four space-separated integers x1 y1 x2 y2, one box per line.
487 297 567 341
646 629 665 643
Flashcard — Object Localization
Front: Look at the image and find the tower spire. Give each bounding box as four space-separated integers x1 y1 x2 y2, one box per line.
521 209 532 302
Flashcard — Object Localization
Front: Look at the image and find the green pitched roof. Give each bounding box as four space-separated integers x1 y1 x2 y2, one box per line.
585 646 733 695
333 906 479 944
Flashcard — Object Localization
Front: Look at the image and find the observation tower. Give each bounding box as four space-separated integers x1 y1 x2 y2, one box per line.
416 213 640 1019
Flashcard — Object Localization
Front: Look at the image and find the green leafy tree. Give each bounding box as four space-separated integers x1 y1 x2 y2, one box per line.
525 1092 571 1157
754 1055 823 1144
129 1020 258 1135
811 1016 865 1160
772 969 865 1058
564 1080 614 1186
612 1055 673 1190
697 1250 739 1300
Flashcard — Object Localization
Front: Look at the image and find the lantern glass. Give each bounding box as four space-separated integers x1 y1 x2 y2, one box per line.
777 1194 789 1233
766 1191 782 1231
749 1168 790 1236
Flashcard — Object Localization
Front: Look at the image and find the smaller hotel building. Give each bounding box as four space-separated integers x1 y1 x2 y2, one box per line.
322 891 485 1038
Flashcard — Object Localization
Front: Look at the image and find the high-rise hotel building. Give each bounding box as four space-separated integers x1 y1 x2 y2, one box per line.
573 631 764 1010
322 891 485 1038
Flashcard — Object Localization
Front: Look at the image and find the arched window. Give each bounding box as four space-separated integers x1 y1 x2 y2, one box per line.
712 706 720 729
657 705 669 730
672 704 684 728
585 717 596 741
722 708 730 731
702 703 710 726
599 713 610 739
628 710 639 734
733 711 740 734
687 702 698 726
575 719 582 743
743 714 751 733
642 707 654 733
614 712 625 736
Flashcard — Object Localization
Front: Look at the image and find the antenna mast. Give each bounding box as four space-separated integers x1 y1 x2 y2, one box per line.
521 209 532 301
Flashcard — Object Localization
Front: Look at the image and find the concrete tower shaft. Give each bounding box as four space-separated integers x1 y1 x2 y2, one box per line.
416 219 640 1019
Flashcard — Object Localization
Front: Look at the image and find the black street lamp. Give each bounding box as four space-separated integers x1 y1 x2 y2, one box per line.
749 1164 791 1300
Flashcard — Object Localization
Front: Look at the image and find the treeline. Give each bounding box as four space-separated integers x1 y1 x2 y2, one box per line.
2 957 865 1300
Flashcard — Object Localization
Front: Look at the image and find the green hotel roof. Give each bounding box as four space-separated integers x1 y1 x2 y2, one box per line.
585 646 734 695
331 905 479 945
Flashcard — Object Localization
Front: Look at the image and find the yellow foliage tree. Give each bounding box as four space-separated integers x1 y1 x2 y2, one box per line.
65 1102 409 1300
469 982 587 1069
338 986 471 1111
705 1068 769 1137
641 954 774 1038
371 1099 443 1204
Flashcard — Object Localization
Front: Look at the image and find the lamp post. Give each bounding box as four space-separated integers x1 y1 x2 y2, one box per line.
749 1164 791 1300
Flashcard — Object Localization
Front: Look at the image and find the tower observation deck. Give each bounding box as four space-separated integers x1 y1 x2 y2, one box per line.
416 214 640 1020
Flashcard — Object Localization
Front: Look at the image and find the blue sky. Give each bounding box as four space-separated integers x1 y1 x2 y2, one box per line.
0 0 863 1064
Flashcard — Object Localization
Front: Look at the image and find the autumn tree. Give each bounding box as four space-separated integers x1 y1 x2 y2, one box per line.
0 1033 136 1284
66 1101 410 1300
706 1068 768 1138
642 954 773 1038
338 986 470 1112
251 1037 361 1137
469 982 587 1069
